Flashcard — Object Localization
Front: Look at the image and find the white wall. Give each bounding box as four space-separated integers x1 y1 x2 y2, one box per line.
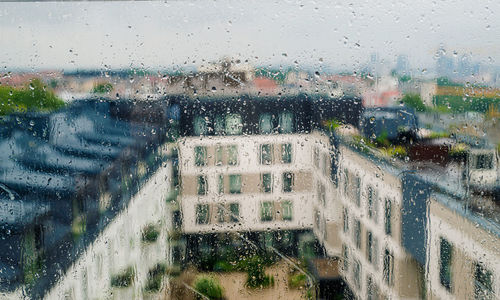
43 161 173 300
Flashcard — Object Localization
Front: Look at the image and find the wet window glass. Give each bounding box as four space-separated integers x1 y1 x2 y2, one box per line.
1 1 499 299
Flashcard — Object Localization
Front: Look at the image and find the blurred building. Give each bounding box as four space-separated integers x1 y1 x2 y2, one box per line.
0 100 174 299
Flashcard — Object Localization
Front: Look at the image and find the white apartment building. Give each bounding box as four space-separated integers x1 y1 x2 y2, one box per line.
43 158 174 300
426 192 500 300
331 144 424 300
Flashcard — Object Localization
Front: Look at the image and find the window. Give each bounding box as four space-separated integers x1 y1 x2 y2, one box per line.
279 112 294 133
355 176 361 206
281 201 293 221
475 153 493 170
367 231 373 263
193 115 208 136
281 143 292 163
217 206 225 223
367 232 378 268
318 183 326 206
261 173 273 193
367 186 377 222
343 168 349 195
385 198 392 236
215 144 223 166
259 113 273 134
342 244 349 272
229 174 241 194
343 208 349 233
383 249 394 286
229 203 239 223
261 202 274 222
474 262 494 300
194 146 207 166
218 174 224 195
315 209 321 229
313 147 320 168
197 176 207 195
353 259 361 289
260 144 273 165
322 153 329 176
367 276 379 300
196 204 210 225
225 113 242 135
214 115 225 135
264 232 273 248
282 172 294 192
354 219 361 249
439 237 453 291
227 145 238 165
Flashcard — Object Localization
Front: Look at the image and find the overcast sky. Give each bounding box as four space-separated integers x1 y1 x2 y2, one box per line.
0 0 498 72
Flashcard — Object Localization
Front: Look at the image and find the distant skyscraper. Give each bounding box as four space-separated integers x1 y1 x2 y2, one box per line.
435 47 454 77
395 54 410 76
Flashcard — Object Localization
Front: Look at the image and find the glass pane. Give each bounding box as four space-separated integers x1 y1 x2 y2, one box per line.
259 113 272 134
261 173 272 193
194 146 207 166
279 112 293 133
225 113 242 135
229 203 239 222
214 115 225 135
196 204 210 225
227 145 238 166
281 143 292 164
260 144 273 165
281 201 293 221
260 202 273 222
215 144 223 166
439 238 453 290
218 174 224 195
282 172 294 192
229 174 241 194
197 176 208 195
193 116 208 136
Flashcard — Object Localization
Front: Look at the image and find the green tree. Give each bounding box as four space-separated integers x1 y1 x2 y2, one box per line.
194 275 224 300
92 82 113 93
0 79 64 116
402 93 426 112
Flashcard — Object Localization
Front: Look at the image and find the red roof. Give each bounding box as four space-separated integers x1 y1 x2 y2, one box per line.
253 77 278 90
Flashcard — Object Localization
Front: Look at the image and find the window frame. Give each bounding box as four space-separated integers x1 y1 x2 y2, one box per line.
282 172 294 193
227 145 238 166
260 143 274 165
281 143 292 164
281 200 293 221
385 198 392 236
229 203 239 223
197 175 208 195
194 146 207 167
261 173 273 193
195 204 210 225
261 201 274 222
229 174 242 194
439 237 453 291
